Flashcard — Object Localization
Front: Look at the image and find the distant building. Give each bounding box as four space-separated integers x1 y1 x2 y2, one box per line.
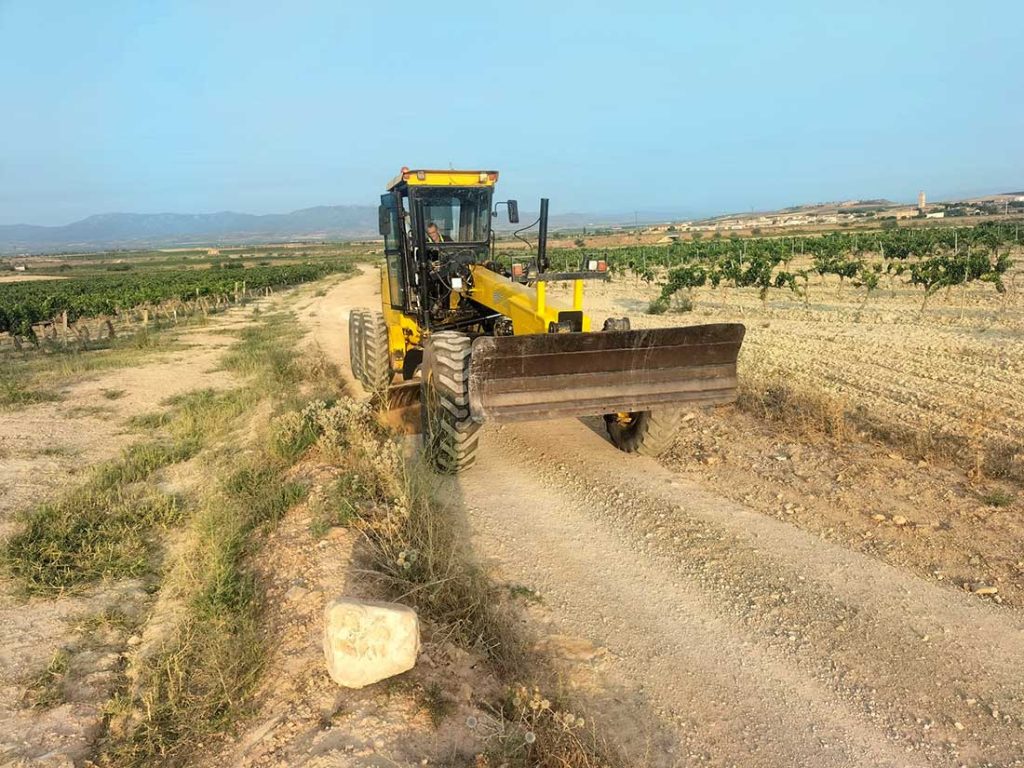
926 212 945 219
918 191 927 212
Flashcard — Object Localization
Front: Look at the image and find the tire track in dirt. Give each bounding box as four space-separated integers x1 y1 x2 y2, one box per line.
452 420 1024 767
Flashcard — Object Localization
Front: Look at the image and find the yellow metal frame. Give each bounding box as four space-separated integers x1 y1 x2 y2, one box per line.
387 168 498 191
380 268 422 374
467 265 590 334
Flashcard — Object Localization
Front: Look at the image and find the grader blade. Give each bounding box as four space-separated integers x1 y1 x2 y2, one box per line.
467 323 745 423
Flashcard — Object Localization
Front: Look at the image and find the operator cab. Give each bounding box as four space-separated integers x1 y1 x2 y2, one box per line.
379 168 516 330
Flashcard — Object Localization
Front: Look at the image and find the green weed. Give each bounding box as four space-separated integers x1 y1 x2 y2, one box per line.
24 649 71 709
3 484 181 594
981 489 1016 508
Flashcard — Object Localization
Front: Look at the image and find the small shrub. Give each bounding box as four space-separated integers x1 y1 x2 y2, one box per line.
647 296 669 315
671 293 694 313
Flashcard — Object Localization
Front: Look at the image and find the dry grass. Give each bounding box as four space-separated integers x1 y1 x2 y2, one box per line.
737 371 849 441
23 649 71 709
738 368 1024 483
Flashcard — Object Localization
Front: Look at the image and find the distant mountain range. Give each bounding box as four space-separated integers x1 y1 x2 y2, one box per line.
0 206 383 254
0 205 662 255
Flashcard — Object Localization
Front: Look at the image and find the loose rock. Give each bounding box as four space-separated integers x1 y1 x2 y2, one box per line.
323 598 420 689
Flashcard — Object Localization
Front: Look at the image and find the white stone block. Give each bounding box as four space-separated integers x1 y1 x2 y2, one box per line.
323 597 420 688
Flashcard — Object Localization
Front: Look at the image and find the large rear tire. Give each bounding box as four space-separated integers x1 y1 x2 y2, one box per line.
362 310 393 392
604 409 683 458
421 332 480 474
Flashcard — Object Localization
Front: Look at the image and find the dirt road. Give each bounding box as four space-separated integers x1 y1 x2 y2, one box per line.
456 423 1024 766
339 266 1024 766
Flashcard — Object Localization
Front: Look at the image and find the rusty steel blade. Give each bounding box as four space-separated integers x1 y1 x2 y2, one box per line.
468 323 745 423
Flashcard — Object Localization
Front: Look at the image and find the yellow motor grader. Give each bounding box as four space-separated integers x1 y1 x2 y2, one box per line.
349 168 745 472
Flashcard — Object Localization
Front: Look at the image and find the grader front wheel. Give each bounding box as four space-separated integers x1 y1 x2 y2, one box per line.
604 409 683 458
421 332 480 473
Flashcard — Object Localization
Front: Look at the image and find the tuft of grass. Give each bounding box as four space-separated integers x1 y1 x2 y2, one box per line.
508 583 544 604
221 313 303 389
0 377 62 407
127 412 170 431
738 373 849 440
65 405 116 418
418 682 454 728
981 489 1016 508
164 388 254 445
222 462 308 529
35 445 78 458
24 649 71 709
78 606 135 634
269 408 322 461
101 388 127 400
93 441 199 490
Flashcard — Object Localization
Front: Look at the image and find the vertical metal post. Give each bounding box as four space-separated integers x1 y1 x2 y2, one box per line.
537 198 549 273
413 197 431 331
572 279 583 310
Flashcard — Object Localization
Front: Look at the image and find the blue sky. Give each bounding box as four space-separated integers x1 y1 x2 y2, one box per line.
1 0 1021 225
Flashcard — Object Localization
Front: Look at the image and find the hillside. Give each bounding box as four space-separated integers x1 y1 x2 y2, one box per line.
0 206 380 254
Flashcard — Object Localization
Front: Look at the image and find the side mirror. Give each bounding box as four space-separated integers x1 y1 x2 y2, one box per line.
378 205 390 236
507 199 519 224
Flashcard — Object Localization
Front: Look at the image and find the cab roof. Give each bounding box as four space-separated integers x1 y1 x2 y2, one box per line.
386 168 499 191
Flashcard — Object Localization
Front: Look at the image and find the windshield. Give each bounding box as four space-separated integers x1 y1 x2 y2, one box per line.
414 187 492 243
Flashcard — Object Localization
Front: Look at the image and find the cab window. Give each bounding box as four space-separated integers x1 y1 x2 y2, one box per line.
380 193 405 308
415 187 491 243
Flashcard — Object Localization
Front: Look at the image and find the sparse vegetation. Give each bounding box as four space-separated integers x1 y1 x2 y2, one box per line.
24 649 71 709
95 312 334 765
981 489 1016 508
418 682 455 727
3 461 183 594
0 376 62 407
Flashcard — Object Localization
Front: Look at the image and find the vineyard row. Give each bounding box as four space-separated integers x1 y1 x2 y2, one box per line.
0 260 354 337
